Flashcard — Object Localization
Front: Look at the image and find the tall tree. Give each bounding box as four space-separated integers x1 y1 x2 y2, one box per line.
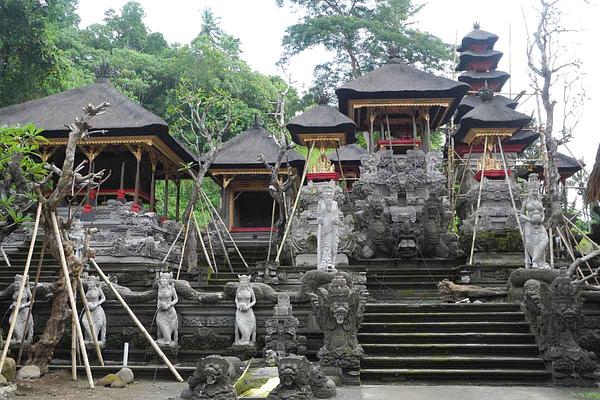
277 0 452 95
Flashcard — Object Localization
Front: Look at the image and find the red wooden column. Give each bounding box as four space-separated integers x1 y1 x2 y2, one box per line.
175 177 181 222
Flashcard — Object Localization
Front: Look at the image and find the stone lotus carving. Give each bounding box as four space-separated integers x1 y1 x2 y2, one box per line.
521 174 549 268
234 275 256 346
9 274 34 344
179 355 237 400
523 268 598 385
155 272 179 347
81 275 107 347
317 185 340 271
308 273 366 377
267 355 335 400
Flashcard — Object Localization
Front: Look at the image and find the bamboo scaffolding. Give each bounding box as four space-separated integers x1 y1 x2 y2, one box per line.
0 203 42 374
267 198 276 261
468 137 488 266
161 224 184 264
193 212 215 275
201 192 233 273
176 212 192 280
89 258 183 382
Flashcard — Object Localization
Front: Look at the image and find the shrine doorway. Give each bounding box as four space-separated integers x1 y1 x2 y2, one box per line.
233 191 278 230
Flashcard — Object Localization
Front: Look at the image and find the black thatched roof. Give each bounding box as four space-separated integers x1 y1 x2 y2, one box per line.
454 94 518 123
454 94 531 143
456 50 503 71
457 28 499 52
504 129 539 151
458 70 510 89
336 59 469 128
210 120 305 169
518 152 583 180
286 104 357 144
327 143 367 163
0 83 195 163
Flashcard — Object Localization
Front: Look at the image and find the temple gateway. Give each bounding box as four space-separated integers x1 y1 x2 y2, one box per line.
0 24 597 395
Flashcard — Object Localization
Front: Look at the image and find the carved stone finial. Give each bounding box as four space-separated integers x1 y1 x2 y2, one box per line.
94 60 114 83
473 21 481 30
253 114 262 128
478 81 494 102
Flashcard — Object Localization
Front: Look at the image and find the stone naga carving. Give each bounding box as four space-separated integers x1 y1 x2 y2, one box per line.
81 275 107 347
155 272 179 347
234 275 256 346
9 274 34 344
265 294 306 357
309 273 366 378
523 268 598 384
179 355 237 400
317 185 339 271
520 174 549 268
267 355 335 400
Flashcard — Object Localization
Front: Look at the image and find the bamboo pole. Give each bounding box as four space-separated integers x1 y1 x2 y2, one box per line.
0 246 11 267
562 221 600 285
161 224 184 264
276 141 314 263
50 212 94 389
71 277 77 380
78 280 105 366
468 137 488 266
89 258 183 382
176 212 192 280
193 212 215 275
201 193 233 273
198 195 218 273
267 198 276 261
199 188 249 271
0 203 42 373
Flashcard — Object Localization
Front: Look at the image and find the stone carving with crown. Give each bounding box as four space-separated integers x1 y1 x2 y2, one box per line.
234 275 256 346
521 174 549 268
155 272 179 347
179 355 237 400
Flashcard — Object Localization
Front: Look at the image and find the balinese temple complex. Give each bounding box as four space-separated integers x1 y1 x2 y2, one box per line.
0 23 596 392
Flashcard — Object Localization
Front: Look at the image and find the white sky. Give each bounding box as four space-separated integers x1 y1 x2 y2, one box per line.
77 0 600 170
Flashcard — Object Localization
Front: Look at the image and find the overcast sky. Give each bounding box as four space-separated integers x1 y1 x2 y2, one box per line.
77 0 599 171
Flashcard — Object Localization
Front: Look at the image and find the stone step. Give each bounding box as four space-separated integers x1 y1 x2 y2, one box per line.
361 356 546 369
360 368 551 383
363 312 525 323
357 332 536 344
360 321 531 333
361 343 541 356
365 302 521 313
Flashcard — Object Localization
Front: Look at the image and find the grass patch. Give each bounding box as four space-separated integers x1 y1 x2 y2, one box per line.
578 392 600 399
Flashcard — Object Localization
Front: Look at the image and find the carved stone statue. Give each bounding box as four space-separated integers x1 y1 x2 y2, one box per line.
179 355 237 400
155 272 179 347
523 268 598 384
309 273 366 381
521 174 549 268
69 218 85 260
234 275 256 346
81 275 107 347
9 275 34 344
265 294 306 357
268 355 335 400
317 185 339 271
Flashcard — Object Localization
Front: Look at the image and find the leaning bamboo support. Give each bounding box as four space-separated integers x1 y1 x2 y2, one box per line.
199 188 249 271
201 193 233 273
0 203 42 373
71 277 78 380
198 196 218 273
0 245 11 267
89 258 183 382
562 221 600 285
16 239 46 365
176 212 193 280
468 137 488 266
50 212 94 389
161 224 184 264
276 141 314 263
267 198 276 261
78 280 105 366
193 212 215 275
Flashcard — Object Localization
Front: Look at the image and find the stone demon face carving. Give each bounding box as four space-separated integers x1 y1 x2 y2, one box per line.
277 356 311 388
200 356 229 385
330 300 349 325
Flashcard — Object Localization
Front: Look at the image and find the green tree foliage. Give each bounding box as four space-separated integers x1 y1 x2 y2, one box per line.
277 0 453 97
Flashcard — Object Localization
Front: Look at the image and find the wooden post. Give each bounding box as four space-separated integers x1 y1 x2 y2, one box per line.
468 136 488 266
267 198 276 261
89 259 184 382
164 175 170 218
133 147 142 208
0 203 42 373
78 280 105 366
175 178 181 222
150 164 156 212
50 212 94 389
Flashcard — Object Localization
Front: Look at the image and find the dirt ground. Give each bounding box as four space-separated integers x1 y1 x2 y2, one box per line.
1 370 184 400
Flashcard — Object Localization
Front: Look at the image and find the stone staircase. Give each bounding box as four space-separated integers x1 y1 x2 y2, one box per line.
359 302 551 384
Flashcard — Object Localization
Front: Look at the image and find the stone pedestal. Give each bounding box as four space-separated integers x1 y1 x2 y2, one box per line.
295 253 349 269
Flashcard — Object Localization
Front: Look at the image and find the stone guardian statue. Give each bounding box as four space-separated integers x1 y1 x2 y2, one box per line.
520 174 549 268
81 276 107 347
317 185 340 271
155 272 179 346
9 275 34 344
234 275 256 346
